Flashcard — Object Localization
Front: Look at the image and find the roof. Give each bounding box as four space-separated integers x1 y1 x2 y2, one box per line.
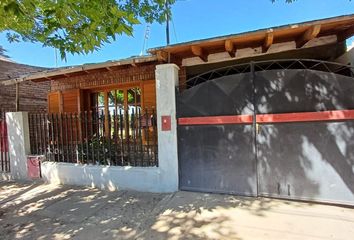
0 55 158 86
149 14 354 62
0 57 49 82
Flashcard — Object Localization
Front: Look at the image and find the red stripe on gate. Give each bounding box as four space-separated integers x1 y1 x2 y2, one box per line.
178 115 254 125
256 110 354 123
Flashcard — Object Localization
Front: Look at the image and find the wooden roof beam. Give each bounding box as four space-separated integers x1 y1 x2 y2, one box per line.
131 59 137 67
263 31 274 53
337 25 354 42
156 50 168 62
296 24 321 48
191 45 208 62
225 40 236 58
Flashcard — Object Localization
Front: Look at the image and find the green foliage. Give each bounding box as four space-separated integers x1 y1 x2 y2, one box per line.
0 0 175 59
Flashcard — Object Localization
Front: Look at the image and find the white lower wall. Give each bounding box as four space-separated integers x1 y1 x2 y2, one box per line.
41 162 175 192
0 172 12 181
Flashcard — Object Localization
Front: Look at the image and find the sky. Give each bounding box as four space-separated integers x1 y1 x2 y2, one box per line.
0 0 354 68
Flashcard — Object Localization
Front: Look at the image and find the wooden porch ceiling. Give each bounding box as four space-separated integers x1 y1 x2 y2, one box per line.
149 14 354 65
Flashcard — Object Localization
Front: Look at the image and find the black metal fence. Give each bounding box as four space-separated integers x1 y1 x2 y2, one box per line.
0 110 10 172
29 109 158 167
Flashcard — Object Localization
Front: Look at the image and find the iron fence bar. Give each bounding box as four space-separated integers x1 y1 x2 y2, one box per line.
74 113 79 163
144 108 150 166
113 110 118 166
38 114 44 154
96 111 100 165
102 110 106 165
59 113 65 162
84 111 89 164
119 109 124 166
64 113 69 163
125 109 130 165
90 111 95 164
69 113 74 163
43 114 48 157
107 111 112 165
132 108 136 166
152 108 158 167
138 108 143 166
49 113 54 161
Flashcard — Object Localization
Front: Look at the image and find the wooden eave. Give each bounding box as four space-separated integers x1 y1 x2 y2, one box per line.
0 55 158 86
149 14 354 62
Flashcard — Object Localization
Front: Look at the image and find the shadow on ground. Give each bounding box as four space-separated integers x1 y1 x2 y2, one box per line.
0 181 354 240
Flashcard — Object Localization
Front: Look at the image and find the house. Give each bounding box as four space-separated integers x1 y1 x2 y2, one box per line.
3 14 354 205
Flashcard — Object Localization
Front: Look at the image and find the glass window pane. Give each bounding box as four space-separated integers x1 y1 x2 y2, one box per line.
98 92 105 107
108 90 115 107
127 88 141 105
116 90 124 105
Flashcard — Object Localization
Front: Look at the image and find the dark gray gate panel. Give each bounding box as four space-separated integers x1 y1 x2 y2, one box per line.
255 69 354 205
257 121 354 205
178 124 257 195
177 73 254 117
255 70 354 114
177 73 256 195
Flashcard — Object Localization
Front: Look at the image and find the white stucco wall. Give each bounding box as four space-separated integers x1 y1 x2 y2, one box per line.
6 112 30 180
41 162 172 192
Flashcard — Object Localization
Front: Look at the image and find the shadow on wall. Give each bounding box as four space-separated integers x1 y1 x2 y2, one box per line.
177 69 354 203
256 70 354 202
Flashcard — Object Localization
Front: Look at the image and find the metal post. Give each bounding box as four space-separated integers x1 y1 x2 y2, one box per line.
250 61 259 196
15 83 20 111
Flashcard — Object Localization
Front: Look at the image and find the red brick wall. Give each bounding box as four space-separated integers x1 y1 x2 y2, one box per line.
0 81 50 113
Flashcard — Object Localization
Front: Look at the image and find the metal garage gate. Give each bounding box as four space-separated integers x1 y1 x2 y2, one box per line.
177 60 354 205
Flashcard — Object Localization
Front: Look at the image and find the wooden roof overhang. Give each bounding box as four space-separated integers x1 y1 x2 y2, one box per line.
0 55 158 86
149 14 354 66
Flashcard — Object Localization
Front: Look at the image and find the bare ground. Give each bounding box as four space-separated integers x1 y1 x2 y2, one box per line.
0 181 353 240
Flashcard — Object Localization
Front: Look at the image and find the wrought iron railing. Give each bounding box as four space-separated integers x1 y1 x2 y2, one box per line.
29 109 158 167
181 59 354 90
0 110 10 172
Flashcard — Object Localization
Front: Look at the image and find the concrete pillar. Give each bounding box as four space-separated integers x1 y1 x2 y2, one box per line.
155 64 179 191
6 112 30 180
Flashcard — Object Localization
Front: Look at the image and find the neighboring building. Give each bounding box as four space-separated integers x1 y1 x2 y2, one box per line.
3 14 354 206
0 57 50 112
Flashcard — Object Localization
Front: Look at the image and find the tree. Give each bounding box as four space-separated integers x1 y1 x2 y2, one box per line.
0 0 175 59
0 46 9 58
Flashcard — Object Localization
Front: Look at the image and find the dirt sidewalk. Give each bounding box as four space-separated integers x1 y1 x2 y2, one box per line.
0 181 353 240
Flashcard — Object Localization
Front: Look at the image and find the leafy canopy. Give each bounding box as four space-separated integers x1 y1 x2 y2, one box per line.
0 0 175 59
